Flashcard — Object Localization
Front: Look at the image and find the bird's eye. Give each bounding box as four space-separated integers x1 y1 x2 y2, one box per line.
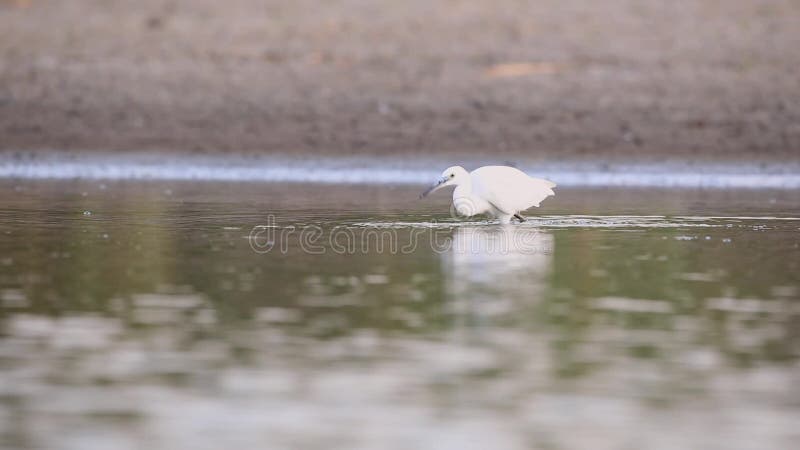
450 173 455 178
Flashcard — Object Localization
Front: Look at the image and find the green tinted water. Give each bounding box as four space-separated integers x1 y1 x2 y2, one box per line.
1 181 798 449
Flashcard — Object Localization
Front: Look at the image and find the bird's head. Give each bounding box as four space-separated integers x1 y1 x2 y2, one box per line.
419 165 469 198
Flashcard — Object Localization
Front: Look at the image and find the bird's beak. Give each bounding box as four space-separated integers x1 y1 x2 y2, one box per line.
419 176 448 199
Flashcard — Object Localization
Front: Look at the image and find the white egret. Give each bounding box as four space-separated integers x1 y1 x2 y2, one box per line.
420 165 556 223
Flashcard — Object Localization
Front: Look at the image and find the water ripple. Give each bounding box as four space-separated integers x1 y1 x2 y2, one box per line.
351 215 799 229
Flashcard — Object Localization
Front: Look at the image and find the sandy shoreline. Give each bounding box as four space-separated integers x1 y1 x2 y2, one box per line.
2 0 799 161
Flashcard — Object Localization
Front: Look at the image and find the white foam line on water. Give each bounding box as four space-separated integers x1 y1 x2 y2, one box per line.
354 218 721 229
1 154 799 189
675 216 800 221
354 214 800 229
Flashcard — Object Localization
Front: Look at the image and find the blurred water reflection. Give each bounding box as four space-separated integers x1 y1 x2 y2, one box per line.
0 181 798 450
444 227 552 319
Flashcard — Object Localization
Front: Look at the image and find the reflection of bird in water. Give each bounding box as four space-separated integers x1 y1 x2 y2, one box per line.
444 226 553 313
447 227 553 277
420 165 556 224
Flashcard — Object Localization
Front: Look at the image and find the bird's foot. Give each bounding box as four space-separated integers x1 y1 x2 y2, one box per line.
514 213 526 222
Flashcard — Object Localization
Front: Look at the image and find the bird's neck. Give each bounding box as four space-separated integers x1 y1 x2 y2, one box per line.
453 177 472 198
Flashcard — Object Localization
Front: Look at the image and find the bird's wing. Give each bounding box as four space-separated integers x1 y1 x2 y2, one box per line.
471 166 556 214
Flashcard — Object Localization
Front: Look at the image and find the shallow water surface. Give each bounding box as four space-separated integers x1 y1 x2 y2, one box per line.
0 181 799 450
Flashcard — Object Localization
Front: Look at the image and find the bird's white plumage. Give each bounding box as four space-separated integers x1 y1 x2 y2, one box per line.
470 166 556 215
420 165 556 223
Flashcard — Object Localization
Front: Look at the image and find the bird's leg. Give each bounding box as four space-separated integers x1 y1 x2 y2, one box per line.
514 213 526 222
